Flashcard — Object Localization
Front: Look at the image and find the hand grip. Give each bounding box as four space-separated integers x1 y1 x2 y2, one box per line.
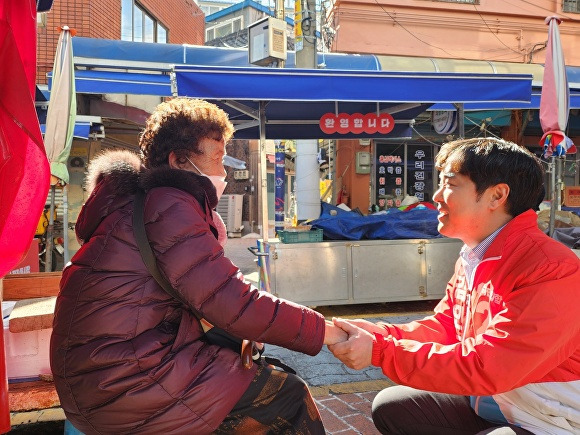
247 246 269 257
241 339 254 369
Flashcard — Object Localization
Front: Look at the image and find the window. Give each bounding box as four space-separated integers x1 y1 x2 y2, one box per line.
206 17 243 41
121 0 168 43
563 0 580 12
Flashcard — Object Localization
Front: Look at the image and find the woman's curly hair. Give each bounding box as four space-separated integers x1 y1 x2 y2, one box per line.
140 98 234 168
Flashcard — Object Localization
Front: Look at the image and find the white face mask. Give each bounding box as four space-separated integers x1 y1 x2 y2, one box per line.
186 157 228 199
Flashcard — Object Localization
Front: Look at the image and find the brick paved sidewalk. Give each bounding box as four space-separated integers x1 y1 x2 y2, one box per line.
315 390 381 434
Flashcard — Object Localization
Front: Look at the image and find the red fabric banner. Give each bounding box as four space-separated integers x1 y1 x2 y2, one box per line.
0 1 50 431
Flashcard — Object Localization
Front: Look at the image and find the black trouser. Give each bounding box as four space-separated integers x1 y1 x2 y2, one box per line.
371 386 533 435
215 363 325 434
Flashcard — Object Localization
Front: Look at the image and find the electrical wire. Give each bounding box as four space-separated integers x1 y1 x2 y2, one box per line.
513 0 580 22
371 0 458 57
411 125 444 146
473 4 524 56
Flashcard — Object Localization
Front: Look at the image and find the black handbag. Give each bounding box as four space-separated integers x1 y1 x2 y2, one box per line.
132 189 253 368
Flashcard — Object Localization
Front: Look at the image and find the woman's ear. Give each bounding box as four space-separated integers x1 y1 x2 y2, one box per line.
489 183 510 211
168 151 184 170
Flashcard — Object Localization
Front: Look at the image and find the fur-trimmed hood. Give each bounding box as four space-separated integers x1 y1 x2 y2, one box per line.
77 149 218 243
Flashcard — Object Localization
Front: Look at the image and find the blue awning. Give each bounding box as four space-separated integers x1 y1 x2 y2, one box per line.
71 36 380 71
170 65 531 139
71 70 172 96
173 65 531 104
431 88 580 111
40 121 100 140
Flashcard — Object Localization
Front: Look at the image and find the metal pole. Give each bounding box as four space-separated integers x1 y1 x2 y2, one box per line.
258 101 269 242
556 157 563 212
63 184 70 264
456 103 465 139
548 157 556 237
257 101 272 293
274 0 286 233
45 185 55 272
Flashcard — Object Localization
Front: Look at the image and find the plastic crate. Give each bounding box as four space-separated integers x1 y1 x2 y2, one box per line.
278 228 324 244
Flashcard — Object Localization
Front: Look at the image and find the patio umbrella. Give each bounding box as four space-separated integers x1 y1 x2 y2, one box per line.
0 0 51 430
43 25 76 270
539 16 577 237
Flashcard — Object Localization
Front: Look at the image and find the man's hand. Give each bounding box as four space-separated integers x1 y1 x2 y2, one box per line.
327 318 375 370
323 320 349 345
345 318 388 335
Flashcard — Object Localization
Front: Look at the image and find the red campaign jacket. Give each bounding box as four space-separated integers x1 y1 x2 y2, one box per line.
372 210 580 412
50 151 325 435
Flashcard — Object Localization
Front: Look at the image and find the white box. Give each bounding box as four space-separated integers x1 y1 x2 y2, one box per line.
2 302 52 380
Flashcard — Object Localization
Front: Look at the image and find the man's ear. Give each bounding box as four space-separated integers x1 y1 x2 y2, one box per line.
489 183 510 211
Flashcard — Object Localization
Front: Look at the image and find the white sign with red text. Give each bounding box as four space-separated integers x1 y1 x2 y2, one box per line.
320 112 395 135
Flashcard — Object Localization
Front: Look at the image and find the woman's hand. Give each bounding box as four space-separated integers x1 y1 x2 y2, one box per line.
323 320 348 345
327 318 374 370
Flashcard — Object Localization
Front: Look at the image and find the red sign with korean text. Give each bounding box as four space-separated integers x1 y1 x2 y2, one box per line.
319 112 395 135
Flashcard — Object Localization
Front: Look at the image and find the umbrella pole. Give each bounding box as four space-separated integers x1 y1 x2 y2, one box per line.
548 158 556 237
45 185 55 272
548 156 564 238
63 184 69 264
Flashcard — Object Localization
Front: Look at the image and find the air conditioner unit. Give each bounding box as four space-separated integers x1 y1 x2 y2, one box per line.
217 194 244 238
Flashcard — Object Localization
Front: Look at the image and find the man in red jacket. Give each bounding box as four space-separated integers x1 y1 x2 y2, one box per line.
329 137 580 434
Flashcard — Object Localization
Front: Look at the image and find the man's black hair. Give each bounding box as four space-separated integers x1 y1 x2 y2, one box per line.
435 138 545 217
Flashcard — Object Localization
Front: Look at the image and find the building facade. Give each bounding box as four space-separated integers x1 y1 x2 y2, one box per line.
325 0 580 213
37 0 205 86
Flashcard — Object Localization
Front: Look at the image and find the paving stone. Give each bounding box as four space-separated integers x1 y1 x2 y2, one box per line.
343 412 381 435
318 407 350 433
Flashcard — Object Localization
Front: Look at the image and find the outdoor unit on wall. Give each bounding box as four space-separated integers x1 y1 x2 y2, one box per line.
217 194 244 238
248 16 287 66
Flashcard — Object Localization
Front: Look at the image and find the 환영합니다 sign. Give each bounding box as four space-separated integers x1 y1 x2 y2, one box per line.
319 112 395 135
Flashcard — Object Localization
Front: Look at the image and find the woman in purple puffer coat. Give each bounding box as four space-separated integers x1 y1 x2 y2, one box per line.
50 98 345 434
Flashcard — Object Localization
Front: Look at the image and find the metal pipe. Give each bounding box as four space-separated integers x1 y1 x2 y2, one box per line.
548 157 556 237
45 186 55 272
258 101 269 242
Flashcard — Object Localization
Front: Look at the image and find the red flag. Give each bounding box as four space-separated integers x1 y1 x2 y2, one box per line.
0 2 50 429
0 0 50 278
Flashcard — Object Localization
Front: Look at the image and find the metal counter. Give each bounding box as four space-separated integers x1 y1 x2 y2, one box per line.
270 238 463 306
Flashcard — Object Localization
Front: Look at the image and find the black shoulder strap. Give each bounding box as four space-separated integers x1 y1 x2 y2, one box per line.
132 190 251 365
132 189 200 318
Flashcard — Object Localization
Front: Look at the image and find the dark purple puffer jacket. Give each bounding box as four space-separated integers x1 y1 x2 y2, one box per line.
50 150 325 434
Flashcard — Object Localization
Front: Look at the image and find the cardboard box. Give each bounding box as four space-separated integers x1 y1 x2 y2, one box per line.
563 186 580 207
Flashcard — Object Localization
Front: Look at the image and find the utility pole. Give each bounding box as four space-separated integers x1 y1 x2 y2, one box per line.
295 0 316 69
276 0 285 68
294 0 320 221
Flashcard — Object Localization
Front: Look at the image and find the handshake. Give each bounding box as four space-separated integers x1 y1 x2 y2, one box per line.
322 318 386 370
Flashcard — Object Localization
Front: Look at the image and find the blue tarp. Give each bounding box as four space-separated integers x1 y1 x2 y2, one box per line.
310 202 441 240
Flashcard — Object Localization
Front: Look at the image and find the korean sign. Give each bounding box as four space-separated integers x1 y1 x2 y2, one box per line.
375 143 404 209
374 143 434 209
320 112 395 135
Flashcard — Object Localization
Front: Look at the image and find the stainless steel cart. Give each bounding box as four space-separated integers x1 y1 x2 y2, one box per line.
270 238 463 306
